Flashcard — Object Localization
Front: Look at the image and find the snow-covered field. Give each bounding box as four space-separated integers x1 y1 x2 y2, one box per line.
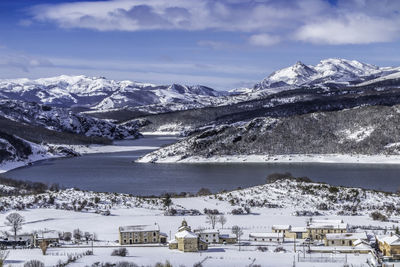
0 205 381 267
1 178 399 266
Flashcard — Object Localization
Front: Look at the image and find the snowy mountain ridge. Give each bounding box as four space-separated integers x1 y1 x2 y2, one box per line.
254 58 400 91
0 75 227 111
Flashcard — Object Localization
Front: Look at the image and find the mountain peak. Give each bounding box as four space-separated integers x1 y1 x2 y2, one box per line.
255 58 386 91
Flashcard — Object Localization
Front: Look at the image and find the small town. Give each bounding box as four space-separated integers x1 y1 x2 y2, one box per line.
1 211 400 267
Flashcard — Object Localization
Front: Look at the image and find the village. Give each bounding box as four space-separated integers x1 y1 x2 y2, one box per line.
1 210 400 267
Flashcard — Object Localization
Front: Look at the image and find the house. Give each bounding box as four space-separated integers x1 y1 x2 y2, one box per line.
324 232 368 246
249 232 284 243
272 225 291 235
34 231 60 247
376 234 400 257
307 219 347 240
286 227 309 239
218 232 237 244
118 224 167 245
169 220 208 252
194 229 219 244
0 233 32 248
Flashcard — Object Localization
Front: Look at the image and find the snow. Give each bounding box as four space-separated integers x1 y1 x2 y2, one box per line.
137 153 400 164
254 58 399 91
1 177 398 266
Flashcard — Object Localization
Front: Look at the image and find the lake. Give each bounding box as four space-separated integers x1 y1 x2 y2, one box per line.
2 135 400 195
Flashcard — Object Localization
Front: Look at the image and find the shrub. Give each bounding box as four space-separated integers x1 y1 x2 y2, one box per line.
274 246 286 253
154 261 172 267
257 246 268 252
370 211 388 221
24 260 44 267
111 248 128 257
231 208 244 215
197 188 212 196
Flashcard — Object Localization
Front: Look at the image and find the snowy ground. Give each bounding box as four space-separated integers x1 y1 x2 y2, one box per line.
137 153 400 164
0 206 382 267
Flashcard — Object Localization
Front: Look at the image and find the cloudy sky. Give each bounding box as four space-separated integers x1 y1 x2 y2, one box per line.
1 0 400 89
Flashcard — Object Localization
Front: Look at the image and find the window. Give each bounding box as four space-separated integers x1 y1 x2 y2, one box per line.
153 232 156 237
213 239 216 242
123 239 126 243
331 241 334 245
349 241 352 246
135 239 138 243
153 238 156 242
342 241 345 245
269 239 272 241
144 238 147 242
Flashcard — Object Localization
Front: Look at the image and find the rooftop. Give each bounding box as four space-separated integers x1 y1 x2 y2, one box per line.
272 225 291 230
325 232 367 240
119 225 159 233
175 230 198 239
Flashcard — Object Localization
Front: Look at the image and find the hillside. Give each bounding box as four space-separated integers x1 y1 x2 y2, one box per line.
138 104 400 162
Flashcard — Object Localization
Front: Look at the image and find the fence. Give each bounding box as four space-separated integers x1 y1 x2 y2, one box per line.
298 253 347 263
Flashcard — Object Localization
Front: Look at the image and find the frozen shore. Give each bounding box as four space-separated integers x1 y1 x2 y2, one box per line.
137 153 400 164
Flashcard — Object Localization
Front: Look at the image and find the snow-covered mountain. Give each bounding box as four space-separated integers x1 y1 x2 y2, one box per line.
254 58 400 91
0 75 227 111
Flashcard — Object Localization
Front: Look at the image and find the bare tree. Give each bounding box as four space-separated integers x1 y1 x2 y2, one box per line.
0 250 9 267
231 225 243 251
39 241 48 255
5 213 24 241
206 214 218 229
73 229 83 242
218 215 227 229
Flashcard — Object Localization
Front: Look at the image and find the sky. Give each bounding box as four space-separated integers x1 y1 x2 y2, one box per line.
1 0 400 90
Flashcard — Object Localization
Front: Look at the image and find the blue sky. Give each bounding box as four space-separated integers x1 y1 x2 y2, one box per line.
1 0 400 90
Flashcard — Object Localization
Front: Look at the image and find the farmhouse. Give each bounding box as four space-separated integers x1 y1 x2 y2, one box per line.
272 225 291 235
194 229 220 244
34 231 60 247
218 232 237 244
118 224 167 245
307 219 347 240
249 232 284 243
324 232 368 246
286 227 309 239
169 220 208 252
376 234 400 257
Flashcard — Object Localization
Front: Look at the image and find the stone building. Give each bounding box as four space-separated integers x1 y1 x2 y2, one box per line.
34 231 60 247
376 234 400 257
249 232 284 243
118 224 167 245
194 229 219 244
307 219 347 240
169 220 208 252
324 232 367 246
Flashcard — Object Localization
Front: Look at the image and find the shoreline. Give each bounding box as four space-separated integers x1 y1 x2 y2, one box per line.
137 153 400 164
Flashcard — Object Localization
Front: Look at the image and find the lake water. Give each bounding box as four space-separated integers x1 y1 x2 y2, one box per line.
2 135 400 195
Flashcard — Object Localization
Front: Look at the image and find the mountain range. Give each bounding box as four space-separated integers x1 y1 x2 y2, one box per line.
2 58 400 166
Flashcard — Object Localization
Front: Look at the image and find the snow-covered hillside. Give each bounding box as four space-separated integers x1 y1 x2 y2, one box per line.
0 99 140 140
0 75 227 111
253 58 400 92
138 104 400 163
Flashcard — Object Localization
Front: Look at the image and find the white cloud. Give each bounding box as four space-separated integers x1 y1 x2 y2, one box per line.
248 33 280 47
0 51 53 72
25 0 400 45
295 14 400 45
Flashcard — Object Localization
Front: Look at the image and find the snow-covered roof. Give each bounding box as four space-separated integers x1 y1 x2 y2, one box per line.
175 230 198 239
311 219 343 224
325 232 367 241
194 229 219 234
119 225 159 233
272 225 291 230
290 227 307 233
249 233 282 238
219 233 236 239
36 231 59 239
308 222 347 230
377 235 400 245
169 239 177 244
